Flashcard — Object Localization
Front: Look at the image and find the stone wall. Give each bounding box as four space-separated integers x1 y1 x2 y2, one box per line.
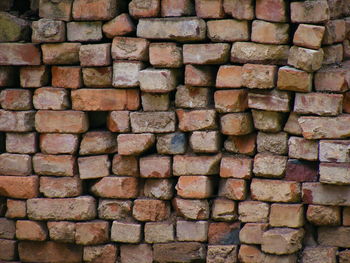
1 0 350 262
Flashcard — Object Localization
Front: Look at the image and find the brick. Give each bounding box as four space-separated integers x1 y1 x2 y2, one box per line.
153 242 206 263
112 155 138 176
175 86 209 109
173 198 209 220
84 244 117 263
72 0 117 20
251 20 289 44
344 92 350 113
294 93 342 116
288 46 324 72
75 221 109 245
214 90 248 113
242 64 277 89
20 65 49 88
340 250 350 263
291 0 330 23
255 0 287 22
161 0 194 16
221 113 254 136
0 239 17 261
133 199 170 221
113 61 144 87
32 18 65 43
251 179 300 203
39 0 73 21
0 11 30 42
224 133 257 156
102 13 135 38
190 131 220 153
318 227 350 247
27 196 96 221
0 176 38 199
299 115 350 139
33 87 69 110
42 43 81 64
0 110 35 132
231 42 289 65
302 247 337 263
307 205 340 226
270 204 304 228
238 245 263 263
238 201 269 223
6 199 26 218
79 44 111 66
287 137 318 162
139 68 178 93
176 176 214 198
211 198 237 221
302 182 350 205
129 0 160 18
6 132 36 154
107 111 130 133
157 132 187 154
67 22 102 42
173 154 221 176
320 140 350 162
322 44 344 65
145 222 174 243
315 64 350 92
120 244 153 263
216 65 242 88
277 66 312 92
0 89 32 110
33 154 75 177
52 66 81 89
344 207 350 226
284 112 302 136
130 112 175 133
207 19 249 42
185 64 215 86
80 132 116 156
285 159 318 182
177 109 217 131
183 43 230 65
47 221 75 243
262 228 304 255
117 133 155 155
144 179 174 200
141 93 169 111
257 132 287 155
0 153 32 176
0 66 17 87
111 37 149 61
40 176 82 197
0 218 15 239
176 220 208 242
208 245 237 263
91 177 138 198
137 17 206 41
195 0 224 18
223 0 254 20
248 89 291 112
0 43 41 66
252 110 284 132
98 199 132 220
319 163 350 185
293 24 325 50
239 223 268 244
140 156 171 178
323 19 346 45
72 89 139 111
40 133 78 154
220 156 252 179
208 222 240 245
16 220 47 241
149 42 182 68
219 178 247 200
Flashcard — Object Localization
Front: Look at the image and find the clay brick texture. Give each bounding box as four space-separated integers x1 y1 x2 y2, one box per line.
1 0 350 262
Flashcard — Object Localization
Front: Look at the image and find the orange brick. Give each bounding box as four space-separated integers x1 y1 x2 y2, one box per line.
216 65 242 88
219 178 247 200
0 176 39 199
140 156 171 178
185 65 215 86
221 113 254 135
0 43 41 66
176 176 213 199
16 220 47 241
214 89 248 113
52 66 82 89
75 221 109 245
91 176 138 198
72 0 117 20
220 156 252 179
129 0 160 18
132 199 170 221
195 0 224 18
102 13 135 38
255 0 287 22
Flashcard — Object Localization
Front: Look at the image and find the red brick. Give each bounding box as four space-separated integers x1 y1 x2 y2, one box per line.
277 66 312 92
224 133 257 156
318 227 350 248
283 112 303 136
323 19 346 45
108 111 130 133
248 89 291 112
83 67 112 88
0 218 16 239
20 66 49 88
140 156 171 178
39 0 73 21
173 154 221 176
52 66 82 89
113 61 145 87
285 159 318 182
185 64 216 86
239 223 268 244
6 199 26 218
216 65 242 88
0 66 16 87
120 244 153 263
129 0 160 18
175 85 210 109
133 199 170 221
220 156 252 179
211 198 237 221
288 46 324 73
293 24 325 50
16 220 47 241
32 18 65 43
302 182 350 205
102 13 135 38
195 0 224 18
173 198 210 220
0 43 41 66
323 44 344 65
33 154 76 176
67 21 102 42
0 89 32 110
47 221 76 243
144 179 174 200
40 133 79 154
214 90 248 113
40 176 82 198
291 0 330 23
0 176 38 199
80 131 117 155
78 155 110 179
98 200 132 220
183 43 230 65
72 0 117 20
177 109 217 131
255 0 287 22
112 155 139 176
0 153 32 176
0 239 17 261
0 110 35 132
340 250 350 263
117 133 155 155
315 64 350 92
33 87 69 110
75 221 109 245
221 113 254 136
42 43 81 65
161 0 194 17
238 245 263 263
190 131 220 153
207 19 249 42
91 176 138 198
83 244 117 263
251 20 289 44
219 178 247 200
242 64 277 89
176 176 213 198
208 222 240 245
223 0 254 20
149 42 182 68
79 44 111 66
156 132 187 155
112 37 149 61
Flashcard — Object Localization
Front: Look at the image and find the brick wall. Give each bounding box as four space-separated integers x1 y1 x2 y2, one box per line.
0 0 350 262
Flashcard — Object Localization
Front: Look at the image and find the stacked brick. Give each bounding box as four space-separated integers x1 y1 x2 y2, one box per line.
1 0 350 262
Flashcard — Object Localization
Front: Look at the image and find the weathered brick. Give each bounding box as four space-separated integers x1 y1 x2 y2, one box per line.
141 93 169 111
255 0 287 22
294 93 342 116
175 85 209 109
111 37 149 61
248 89 291 112
39 0 73 21
219 178 247 200
185 64 216 86
221 113 254 136
285 160 318 182
257 132 288 155
344 207 350 226
323 44 344 64
251 20 289 44
83 244 117 263
117 133 155 155
223 0 254 20
0 218 16 239
216 65 242 88
288 137 318 161
0 153 32 176
0 110 35 132
0 176 38 199
177 109 217 131
40 133 78 155
91 177 138 198
0 11 30 42
6 199 26 218
288 46 324 72
40 176 82 198
176 176 214 199
0 89 32 110
113 61 144 87
307 205 340 226
137 17 206 41
242 64 277 89
78 155 110 179
153 242 206 263
149 42 182 68
211 198 237 221
156 132 187 155
318 227 350 247
252 110 285 132
323 19 346 45
220 156 252 179
107 111 130 133
0 66 17 87
173 198 209 220
314 64 350 92
32 18 65 43
0 43 41 66
161 0 194 17
0 239 17 261
98 199 132 220
291 0 330 23
75 221 109 245
139 68 178 93
319 140 350 162
145 222 174 243
302 246 337 263
195 0 224 18
102 13 135 38
251 179 300 202
139 156 171 178
277 66 312 93
79 44 111 66
239 223 268 244
173 154 221 176
130 112 175 133
72 0 117 20
80 131 117 155
42 43 81 65
47 221 76 243
207 245 238 263
176 220 208 242
112 155 138 176
183 43 230 65
33 87 70 110
27 196 96 221
207 19 249 42
190 131 220 153
293 24 325 50
284 112 303 136
238 245 263 263
129 0 160 18
319 163 350 185
231 42 289 65
144 179 174 200
33 154 76 176
224 133 257 156
340 250 350 263
133 199 170 221
20 65 49 88
270 204 304 228
208 222 240 245
120 244 153 263
214 90 248 113
238 201 269 223
52 66 82 89
16 220 47 241
67 22 102 42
